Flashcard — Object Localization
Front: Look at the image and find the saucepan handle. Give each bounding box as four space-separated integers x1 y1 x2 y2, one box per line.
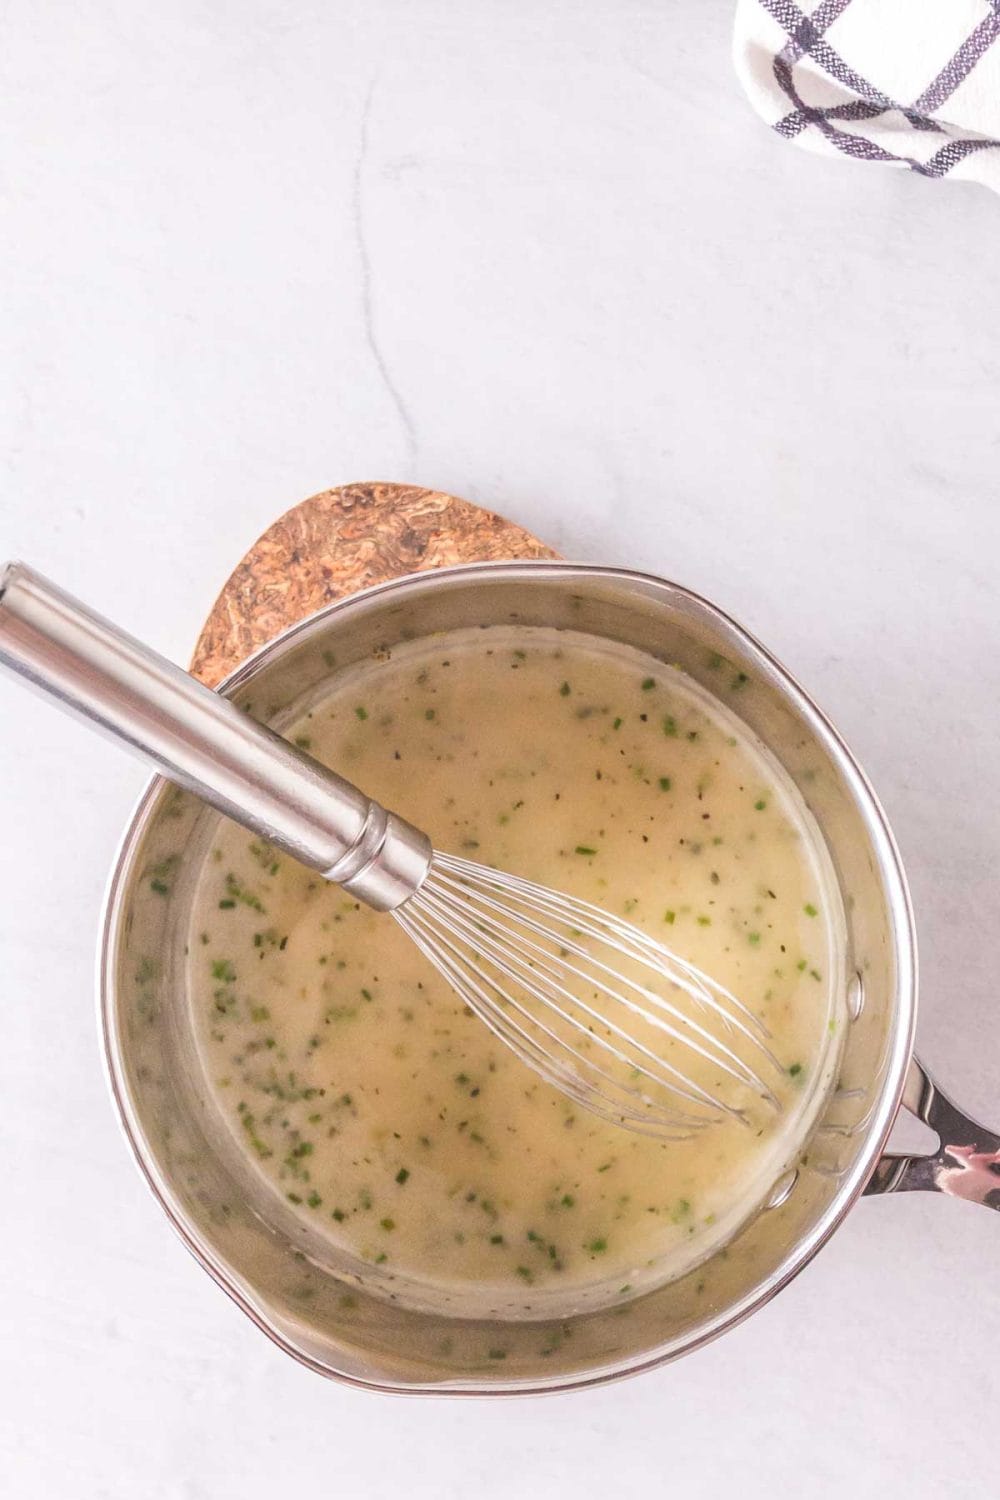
865 1055 1000 1211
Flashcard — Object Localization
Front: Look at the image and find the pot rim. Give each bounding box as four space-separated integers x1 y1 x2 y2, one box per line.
98 559 917 1394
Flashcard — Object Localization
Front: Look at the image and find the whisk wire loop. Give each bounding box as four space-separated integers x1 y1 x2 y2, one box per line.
394 852 786 1138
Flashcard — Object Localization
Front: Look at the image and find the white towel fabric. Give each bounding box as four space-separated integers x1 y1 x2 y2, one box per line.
734 0 1000 191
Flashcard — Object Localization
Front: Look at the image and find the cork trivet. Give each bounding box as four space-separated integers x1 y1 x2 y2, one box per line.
191 482 558 686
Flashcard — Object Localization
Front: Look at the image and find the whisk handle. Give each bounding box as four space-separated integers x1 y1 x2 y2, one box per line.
0 562 431 911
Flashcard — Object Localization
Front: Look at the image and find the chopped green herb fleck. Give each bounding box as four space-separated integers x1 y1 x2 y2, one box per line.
641 677 655 691
658 776 672 791
788 1062 803 1078
395 1167 410 1185
559 681 571 697
663 909 676 925
575 845 597 856
804 903 818 918
223 873 265 912
587 1237 608 1254
147 854 180 896
355 706 368 720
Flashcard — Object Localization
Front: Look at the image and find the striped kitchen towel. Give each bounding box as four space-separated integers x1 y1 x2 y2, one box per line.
734 0 1000 190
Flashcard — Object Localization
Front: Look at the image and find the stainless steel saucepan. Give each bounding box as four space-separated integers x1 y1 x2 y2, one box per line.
84 562 999 1392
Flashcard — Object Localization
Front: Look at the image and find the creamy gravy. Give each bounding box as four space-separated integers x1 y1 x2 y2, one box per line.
188 628 843 1314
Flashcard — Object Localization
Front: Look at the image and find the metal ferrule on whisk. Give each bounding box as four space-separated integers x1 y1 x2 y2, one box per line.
325 803 433 911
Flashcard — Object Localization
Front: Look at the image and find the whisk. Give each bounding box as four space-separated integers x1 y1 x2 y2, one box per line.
0 563 783 1139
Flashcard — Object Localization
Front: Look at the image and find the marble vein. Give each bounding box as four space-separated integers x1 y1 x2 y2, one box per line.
352 79 418 463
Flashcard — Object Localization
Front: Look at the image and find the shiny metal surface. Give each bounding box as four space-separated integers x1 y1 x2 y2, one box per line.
865 1056 1000 1211
0 563 431 912
96 559 938 1393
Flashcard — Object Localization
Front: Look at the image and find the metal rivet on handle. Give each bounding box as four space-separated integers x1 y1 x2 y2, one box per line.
847 973 865 1021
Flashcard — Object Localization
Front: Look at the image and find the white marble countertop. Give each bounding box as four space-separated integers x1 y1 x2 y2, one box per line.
2 4 998 1496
